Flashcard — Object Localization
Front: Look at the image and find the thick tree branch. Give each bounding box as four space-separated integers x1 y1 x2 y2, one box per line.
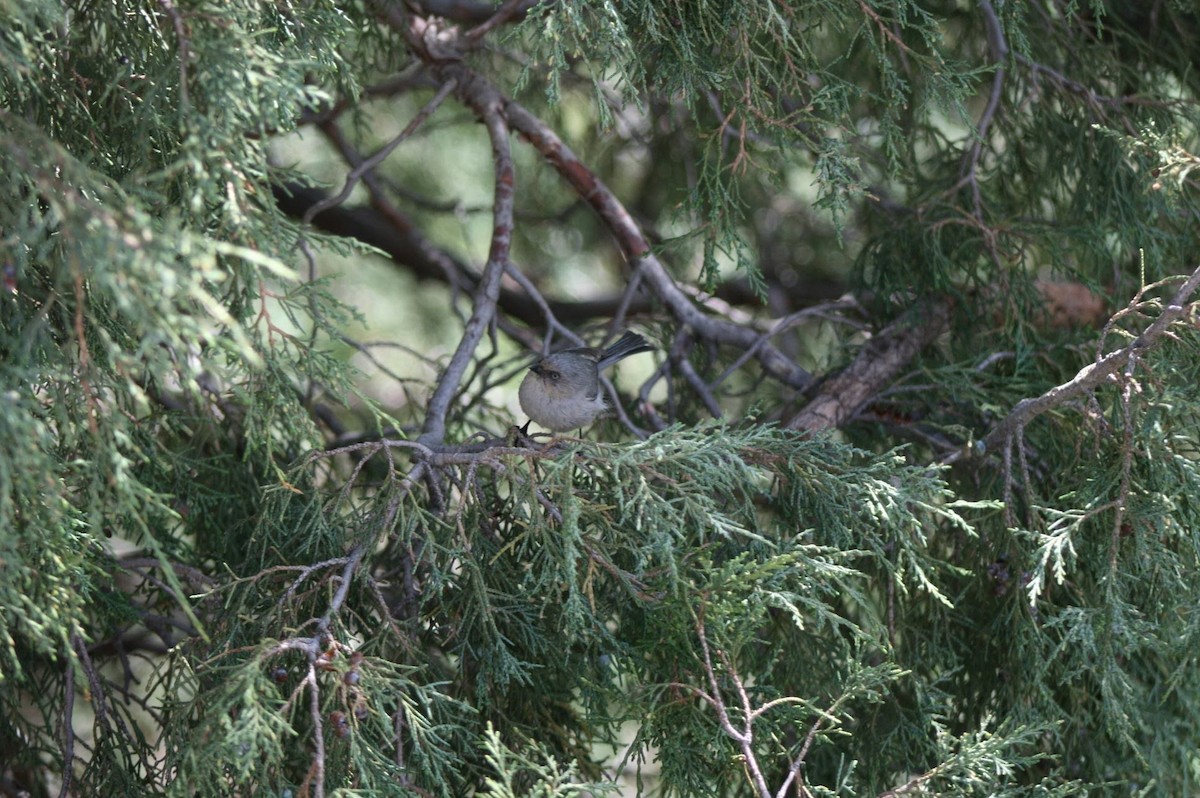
277 181 822 327
273 183 663 326
787 300 951 431
502 99 812 389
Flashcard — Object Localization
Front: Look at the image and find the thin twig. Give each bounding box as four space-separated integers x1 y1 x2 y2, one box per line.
607 262 645 338
709 298 860 390
419 68 514 446
158 0 190 108
958 0 1008 220
695 616 773 798
303 78 458 226
978 265 1200 455
280 557 352 607
58 648 76 798
463 0 529 43
1109 350 1139 578
503 262 584 347
306 663 326 798
677 348 723 419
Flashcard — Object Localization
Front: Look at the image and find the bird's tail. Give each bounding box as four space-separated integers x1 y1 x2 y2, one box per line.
597 331 654 369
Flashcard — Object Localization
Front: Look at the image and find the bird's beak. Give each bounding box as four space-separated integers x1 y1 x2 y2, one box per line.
528 363 543 375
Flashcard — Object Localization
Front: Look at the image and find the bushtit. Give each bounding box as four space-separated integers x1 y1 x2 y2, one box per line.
518 331 654 431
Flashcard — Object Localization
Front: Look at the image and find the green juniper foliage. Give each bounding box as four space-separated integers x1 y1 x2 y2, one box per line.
3 1 1200 797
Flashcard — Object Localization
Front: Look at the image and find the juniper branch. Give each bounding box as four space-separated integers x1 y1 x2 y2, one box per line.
979 264 1200 455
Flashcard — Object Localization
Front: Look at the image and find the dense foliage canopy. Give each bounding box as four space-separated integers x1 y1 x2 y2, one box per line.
3 1 1200 796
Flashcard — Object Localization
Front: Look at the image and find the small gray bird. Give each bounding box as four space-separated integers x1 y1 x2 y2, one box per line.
518 331 654 432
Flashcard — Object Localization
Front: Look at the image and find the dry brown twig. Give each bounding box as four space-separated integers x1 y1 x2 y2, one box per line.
688 613 858 798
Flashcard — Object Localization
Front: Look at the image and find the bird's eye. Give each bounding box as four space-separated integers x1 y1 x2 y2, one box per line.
547 371 560 381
